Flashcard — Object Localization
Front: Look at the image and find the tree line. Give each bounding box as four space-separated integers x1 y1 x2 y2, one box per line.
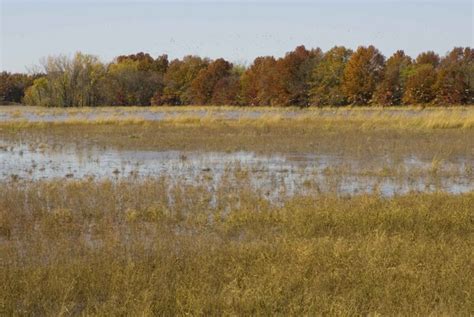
1 46 473 107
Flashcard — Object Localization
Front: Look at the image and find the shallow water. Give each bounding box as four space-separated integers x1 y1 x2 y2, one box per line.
1 140 472 201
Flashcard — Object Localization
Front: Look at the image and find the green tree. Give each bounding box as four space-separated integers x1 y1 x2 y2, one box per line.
342 45 385 105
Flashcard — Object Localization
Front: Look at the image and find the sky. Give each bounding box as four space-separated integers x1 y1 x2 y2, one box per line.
1 0 473 73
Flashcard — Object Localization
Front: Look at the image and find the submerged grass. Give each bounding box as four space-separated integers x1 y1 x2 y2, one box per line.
0 178 472 315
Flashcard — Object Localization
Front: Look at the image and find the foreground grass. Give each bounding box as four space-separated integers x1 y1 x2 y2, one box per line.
1 179 472 315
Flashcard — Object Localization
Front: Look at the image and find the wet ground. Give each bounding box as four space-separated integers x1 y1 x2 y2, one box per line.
1 106 472 202
1 140 472 201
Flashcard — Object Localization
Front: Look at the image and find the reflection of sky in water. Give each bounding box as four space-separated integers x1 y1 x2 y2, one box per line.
1 141 472 201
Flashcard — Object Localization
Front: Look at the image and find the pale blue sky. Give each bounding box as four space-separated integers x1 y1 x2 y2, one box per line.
1 0 473 72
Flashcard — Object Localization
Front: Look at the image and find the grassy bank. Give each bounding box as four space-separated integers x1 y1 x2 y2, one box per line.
1 179 473 315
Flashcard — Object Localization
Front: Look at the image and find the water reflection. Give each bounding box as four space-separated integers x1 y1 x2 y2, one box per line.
1 141 472 200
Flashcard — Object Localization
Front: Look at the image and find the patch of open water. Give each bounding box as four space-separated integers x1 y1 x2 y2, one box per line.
1 141 472 201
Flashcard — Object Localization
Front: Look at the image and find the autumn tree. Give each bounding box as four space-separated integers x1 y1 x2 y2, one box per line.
14 46 474 107
272 46 323 106
240 46 322 107
342 45 385 105
373 50 412 105
190 58 233 105
38 55 75 107
0 72 35 104
403 65 437 104
240 56 278 106
24 77 50 106
73 53 107 107
310 46 352 106
152 56 209 105
211 65 244 105
117 52 169 74
24 53 106 107
103 59 162 106
467 49 474 104
103 59 140 105
117 52 154 70
402 51 440 104
102 53 168 106
434 47 473 104
415 51 440 67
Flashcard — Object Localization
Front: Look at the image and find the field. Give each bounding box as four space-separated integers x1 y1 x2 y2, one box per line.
0 106 473 315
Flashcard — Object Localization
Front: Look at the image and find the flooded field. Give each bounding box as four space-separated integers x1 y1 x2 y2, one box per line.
1 106 473 316
1 140 472 202
1 106 472 201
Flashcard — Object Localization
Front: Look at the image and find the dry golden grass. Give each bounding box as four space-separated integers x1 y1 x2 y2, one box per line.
351 109 474 130
63 114 148 126
0 178 472 315
1 105 473 130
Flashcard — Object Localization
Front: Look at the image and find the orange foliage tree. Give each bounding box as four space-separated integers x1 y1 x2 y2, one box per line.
342 45 385 105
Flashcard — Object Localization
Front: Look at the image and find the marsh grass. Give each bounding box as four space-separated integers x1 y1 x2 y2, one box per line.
0 178 472 315
1 106 474 130
0 106 473 315
1 116 472 164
